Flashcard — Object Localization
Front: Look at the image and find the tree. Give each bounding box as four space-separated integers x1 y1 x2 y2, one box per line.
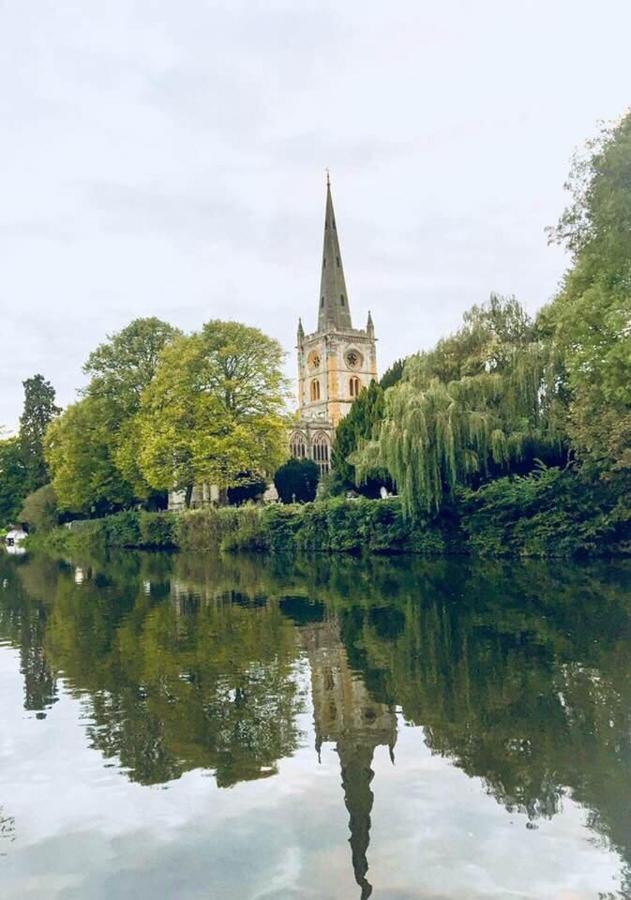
19 484 58 532
137 321 289 504
274 458 319 503
546 112 631 472
46 397 135 515
354 296 566 516
380 358 406 390
84 317 182 413
46 318 179 514
227 473 267 506
331 380 390 496
0 438 26 526
18 375 60 493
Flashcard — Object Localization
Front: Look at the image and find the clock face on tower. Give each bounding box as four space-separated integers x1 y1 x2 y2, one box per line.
308 351 321 370
346 350 362 369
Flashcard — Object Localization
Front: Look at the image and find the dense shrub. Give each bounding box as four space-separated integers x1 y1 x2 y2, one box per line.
175 506 242 550
19 484 59 532
274 459 319 503
459 466 631 558
34 468 631 558
139 511 177 548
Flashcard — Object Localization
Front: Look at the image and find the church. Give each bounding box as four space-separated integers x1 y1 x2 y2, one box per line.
169 177 375 511
289 176 378 474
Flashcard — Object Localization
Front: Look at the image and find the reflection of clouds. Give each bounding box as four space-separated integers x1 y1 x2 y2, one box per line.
0 674 624 899
0 805 16 854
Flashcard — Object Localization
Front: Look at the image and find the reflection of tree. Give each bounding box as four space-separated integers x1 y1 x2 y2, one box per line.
0 555 58 715
0 805 16 855
0 551 304 787
0 549 630 893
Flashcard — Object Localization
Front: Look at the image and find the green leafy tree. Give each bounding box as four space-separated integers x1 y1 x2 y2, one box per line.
545 112 631 471
137 321 288 504
227 472 267 506
0 438 27 526
274 458 320 503
84 317 182 413
331 380 390 496
355 295 566 516
46 318 179 514
46 397 135 515
19 484 59 532
18 374 60 493
380 358 406 390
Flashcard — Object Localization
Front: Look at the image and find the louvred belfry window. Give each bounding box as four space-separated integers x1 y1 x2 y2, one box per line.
310 379 321 402
349 376 360 398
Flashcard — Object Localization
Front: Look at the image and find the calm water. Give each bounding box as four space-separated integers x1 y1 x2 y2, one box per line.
0 549 629 899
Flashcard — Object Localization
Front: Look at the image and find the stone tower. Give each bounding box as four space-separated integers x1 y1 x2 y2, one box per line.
290 176 377 474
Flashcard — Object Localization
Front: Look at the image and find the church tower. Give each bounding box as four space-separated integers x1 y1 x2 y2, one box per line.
290 176 378 473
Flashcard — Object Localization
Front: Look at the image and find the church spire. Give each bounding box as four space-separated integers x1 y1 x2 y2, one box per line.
318 174 353 332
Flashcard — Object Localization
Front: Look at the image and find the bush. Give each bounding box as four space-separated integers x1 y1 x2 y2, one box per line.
227 475 267 506
19 484 59 532
274 459 319 504
176 506 241 550
103 510 142 547
139 512 177 548
459 465 631 558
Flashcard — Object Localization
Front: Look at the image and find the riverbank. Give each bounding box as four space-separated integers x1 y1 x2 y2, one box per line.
31 466 631 558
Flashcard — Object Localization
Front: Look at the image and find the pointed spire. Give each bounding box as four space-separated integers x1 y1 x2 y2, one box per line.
318 174 353 332
297 317 304 343
366 310 374 336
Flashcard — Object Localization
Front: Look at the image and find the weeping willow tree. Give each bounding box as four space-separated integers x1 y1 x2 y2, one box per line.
354 337 566 517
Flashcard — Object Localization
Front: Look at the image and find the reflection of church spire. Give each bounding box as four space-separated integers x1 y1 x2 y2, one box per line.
339 741 376 899
300 616 397 898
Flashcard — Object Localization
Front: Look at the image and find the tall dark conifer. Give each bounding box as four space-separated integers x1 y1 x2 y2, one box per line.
18 374 60 493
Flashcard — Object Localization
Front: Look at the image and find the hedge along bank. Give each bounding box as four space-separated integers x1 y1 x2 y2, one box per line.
30 467 631 559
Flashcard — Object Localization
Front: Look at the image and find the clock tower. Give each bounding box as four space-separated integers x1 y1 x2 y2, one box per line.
290 176 378 473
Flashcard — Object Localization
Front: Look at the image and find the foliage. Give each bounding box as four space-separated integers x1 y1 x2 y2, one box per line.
19 484 59 533
331 380 391 495
139 511 177 548
84 317 182 413
0 438 27 526
379 358 406 390
36 462 630 560
545 112 631 471
355 295 566 516
274 458 320 503
46 319 179 514
18 374 60 494
46 397 136 515
224 497 451 555
175 506 242 551
226 472 267 506
136 321 288 501
459 465 631 558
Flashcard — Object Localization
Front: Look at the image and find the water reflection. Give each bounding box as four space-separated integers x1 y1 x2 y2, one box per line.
0 549 630 896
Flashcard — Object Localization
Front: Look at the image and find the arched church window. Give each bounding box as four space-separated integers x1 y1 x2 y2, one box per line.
349 376 361 398
312 432 330 474
290 433 307 459
336 256 340 267
310 379 321 402
320 296 324 308
340 294 345 305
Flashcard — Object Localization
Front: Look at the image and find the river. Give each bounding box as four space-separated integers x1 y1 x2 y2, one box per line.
0 549 629 898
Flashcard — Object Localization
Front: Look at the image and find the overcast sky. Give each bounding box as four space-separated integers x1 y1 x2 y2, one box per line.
1 0 630 429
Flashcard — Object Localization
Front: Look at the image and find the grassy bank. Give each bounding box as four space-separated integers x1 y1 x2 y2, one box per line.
31 467 631 559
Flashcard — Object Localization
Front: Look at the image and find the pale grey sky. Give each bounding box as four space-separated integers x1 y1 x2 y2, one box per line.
1 0 630 429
